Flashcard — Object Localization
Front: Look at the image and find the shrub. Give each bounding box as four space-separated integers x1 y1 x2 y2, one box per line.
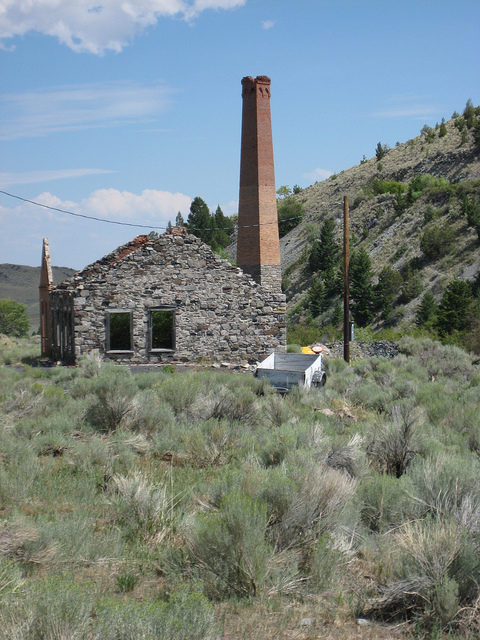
366 403 422 477
0 577 95 640
309 535 345 591
359 472 416 532
187 491 273 598
109 471 174 543
84 364 139 432
0 556 24 600
274 465 356 551
0 299 29 338
398 336 473 381
0 520 55 569
152 373 205 416
420 223 455 259
381 518 480 626
277 198 305 237
371 179 406 197
421 124 435 142
208 385 258 423
95 589 215 640
408 454 480 529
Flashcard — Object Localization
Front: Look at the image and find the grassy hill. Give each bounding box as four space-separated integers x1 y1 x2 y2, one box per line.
279 105 480 348
0 263 75 330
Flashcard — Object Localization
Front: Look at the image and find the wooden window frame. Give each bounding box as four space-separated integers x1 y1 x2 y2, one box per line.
149 306 176 352
106 310 133 353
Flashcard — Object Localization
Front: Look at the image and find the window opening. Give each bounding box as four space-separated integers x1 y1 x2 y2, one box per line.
151 309 175 350
108 311 132 351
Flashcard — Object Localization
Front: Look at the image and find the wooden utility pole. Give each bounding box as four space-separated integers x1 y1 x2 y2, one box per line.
343 195 350 363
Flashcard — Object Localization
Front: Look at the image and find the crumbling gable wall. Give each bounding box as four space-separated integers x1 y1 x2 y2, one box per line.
50 233 286 364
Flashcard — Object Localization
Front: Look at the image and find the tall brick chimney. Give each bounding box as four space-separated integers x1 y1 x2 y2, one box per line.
237 75 281 291
39 237 53 356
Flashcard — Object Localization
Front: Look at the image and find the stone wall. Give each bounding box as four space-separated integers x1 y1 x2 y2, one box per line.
51 233 286 365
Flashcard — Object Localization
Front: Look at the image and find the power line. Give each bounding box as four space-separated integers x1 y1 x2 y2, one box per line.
0 190 166 230
0 189 306 231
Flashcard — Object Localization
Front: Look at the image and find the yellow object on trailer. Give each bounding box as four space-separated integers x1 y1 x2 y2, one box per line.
301 346 315 354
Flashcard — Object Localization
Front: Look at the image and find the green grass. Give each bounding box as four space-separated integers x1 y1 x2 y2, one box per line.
1 335 480 638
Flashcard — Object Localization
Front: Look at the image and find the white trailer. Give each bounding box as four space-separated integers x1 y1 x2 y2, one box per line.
254 352 326 393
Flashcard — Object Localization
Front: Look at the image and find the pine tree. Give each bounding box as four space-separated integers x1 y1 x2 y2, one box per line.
308 277 326 317
375 142 388 160
473 120 480 152
375 266 403 320
331 300 342 327
399 268 423 303
350 247 375 326
208 205 229 250
463 98 475 128
439 118 447 137
462 195 480 240
415 291 437 327
187 197 211 244
308 218 339 272
175 211 185 226
436 280 474 335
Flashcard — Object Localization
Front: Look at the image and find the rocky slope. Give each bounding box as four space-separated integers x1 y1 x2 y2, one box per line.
280 114 480 327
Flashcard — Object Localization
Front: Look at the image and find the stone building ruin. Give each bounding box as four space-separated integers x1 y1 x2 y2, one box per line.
40 75 286 365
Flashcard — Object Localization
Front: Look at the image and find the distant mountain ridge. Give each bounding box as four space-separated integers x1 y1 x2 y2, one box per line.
0 263 75 330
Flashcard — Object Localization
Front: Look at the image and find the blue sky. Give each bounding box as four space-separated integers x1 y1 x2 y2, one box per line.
1 0 479 269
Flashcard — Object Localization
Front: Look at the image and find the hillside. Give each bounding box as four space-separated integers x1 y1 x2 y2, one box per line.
0 263 76 329
280 109 480 338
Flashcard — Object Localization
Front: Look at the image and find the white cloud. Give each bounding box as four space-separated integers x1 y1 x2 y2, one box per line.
261 19 275 30
0 0 247 54
0 81 173 140
0 168 114 187
303 167 333 182
0 186 192 227
0 186 193 267
82 187 191 221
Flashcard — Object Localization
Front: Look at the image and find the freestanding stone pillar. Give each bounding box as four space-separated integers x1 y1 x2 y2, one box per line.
39 237 53 356
237 75 281 291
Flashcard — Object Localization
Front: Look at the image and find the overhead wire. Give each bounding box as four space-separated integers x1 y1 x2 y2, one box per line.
0 189 306 231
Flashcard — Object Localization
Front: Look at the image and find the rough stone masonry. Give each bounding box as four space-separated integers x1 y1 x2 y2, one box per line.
48 232 286 365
